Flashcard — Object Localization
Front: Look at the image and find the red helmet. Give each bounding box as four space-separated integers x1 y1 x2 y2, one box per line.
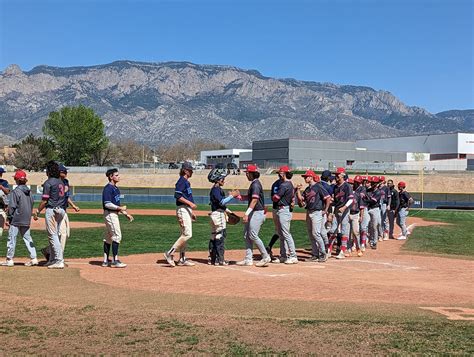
301 169 318 180
354 175 363 183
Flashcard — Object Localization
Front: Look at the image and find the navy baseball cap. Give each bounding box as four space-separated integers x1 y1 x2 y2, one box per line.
181 162 194 171
321 170 331 180
0 167 5 174
58 164 68 172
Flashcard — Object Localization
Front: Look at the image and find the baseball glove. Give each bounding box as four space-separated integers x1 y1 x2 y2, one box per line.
226 212 240 225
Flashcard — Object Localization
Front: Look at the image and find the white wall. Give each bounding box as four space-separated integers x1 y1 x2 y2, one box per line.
458 133 474 154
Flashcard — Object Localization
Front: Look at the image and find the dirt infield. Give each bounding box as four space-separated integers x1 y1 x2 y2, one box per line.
59 217 473 309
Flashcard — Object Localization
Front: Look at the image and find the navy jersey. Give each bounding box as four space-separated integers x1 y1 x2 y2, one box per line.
366 188 382 209
102 183 121 210
0 179 8 209
210 186 226 211
62 178 70 209
351 185 366 214
389 188 399 210
248 179 265 211
381 185 390 204
333 182 354 209
273 180 294 207
175 176 194 206
321 181 334 196
270 179 281 209
399 191 412 208
302 183 330 211
42 178 66 209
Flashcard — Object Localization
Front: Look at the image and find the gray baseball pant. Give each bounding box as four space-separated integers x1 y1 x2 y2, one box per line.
396 208 409 236
272 210 289 258
368 207 381 246
379 203 388 236
306 210 325 258
244 210 269 261
45 207 65 263
349 213 361 249
6 225 37 260
276 207 297 259
320 214 329 246
360 209 369 247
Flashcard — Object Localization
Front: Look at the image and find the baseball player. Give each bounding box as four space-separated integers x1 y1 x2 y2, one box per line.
236 164 271 267
101 168 134 268
0 167 10 238
0 170 37 267
208 166 240 265
296 169 331 262
387 179 399 239
328 167 354 259
379 176 390 241
319 170 335 252
271 166 298 264
164 162 197 267
347 177 364 257
33 161 67 269
41 163 80 264
359 176 371 251
365 176 382 249
266 172 282 263
396 181 413 240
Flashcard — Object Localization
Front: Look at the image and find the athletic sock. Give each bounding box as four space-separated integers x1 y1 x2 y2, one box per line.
341 236 348 252
103 242 111 262
269 234 279 249
167 247 175 256
112 241 119 261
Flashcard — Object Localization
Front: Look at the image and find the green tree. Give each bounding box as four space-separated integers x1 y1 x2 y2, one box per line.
43 105 109 166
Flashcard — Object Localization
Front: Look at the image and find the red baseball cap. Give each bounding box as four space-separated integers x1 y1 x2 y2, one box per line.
278 165 290 173
245 164 259 173
13 170 27 180
379 175 386 182
334 167 345 175
370 176 380 183
354 175 363 183
347 178 354 184
301 169 318 180
398 181 406 188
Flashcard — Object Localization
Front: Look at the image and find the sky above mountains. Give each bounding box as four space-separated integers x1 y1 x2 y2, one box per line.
0 0 472 113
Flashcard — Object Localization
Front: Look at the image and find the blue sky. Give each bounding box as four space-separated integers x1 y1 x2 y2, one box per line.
0 0 472 113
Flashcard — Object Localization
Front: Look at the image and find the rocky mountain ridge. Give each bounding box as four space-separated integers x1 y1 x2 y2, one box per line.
0 60 471 146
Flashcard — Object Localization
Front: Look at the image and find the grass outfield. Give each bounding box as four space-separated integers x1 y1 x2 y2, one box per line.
402 209 474 258
1 208 473 259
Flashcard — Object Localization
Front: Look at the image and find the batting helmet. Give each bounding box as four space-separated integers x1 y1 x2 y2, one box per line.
207 167 227 183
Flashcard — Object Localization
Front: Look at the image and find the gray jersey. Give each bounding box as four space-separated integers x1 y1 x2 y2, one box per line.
8 185 34 226
42 178 67 208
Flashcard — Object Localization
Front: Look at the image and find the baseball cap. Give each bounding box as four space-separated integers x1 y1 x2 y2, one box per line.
398 181 406 188
181 162 194 171
58 163 68 172
245 164 259 173
334 167 345 175
301 169 318 180
370 176 380 183
13 170 27 180
278 165 290 173
0 167 5 174
379 175 386 182
347 178 354 184
321 170 332 181
354 175 363 183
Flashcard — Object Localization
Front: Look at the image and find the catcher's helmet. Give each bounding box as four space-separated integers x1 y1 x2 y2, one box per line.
208 167 227 183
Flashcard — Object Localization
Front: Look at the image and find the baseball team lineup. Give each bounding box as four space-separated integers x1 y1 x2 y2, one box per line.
0 160 414 270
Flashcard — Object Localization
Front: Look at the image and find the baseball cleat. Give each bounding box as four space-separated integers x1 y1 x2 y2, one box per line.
177 259 195 267
101 260 110 267
47 261 65 269
0 259 14 267
24 258 39 267
236 260 253 266
110 260 127 268
255 256 271 267
335 251 345 259
164 252 175 267
397 235 407 240
284 257 298 265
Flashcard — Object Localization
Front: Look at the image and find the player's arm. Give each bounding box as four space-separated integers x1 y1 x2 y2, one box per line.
243 197 258 223
68 197 80 212
295 184 305 207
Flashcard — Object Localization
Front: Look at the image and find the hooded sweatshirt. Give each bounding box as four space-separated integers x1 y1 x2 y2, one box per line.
8 184 34 227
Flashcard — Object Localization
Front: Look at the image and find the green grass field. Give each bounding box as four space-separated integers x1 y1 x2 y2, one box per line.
1 207 473 259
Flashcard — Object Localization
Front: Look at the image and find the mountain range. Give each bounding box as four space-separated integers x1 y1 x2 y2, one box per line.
0 60 472 147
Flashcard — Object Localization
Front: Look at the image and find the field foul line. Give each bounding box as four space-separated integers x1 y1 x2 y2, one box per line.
336 260 419 270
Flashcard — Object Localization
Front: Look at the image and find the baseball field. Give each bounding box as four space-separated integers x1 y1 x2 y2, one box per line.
0 203 473 355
